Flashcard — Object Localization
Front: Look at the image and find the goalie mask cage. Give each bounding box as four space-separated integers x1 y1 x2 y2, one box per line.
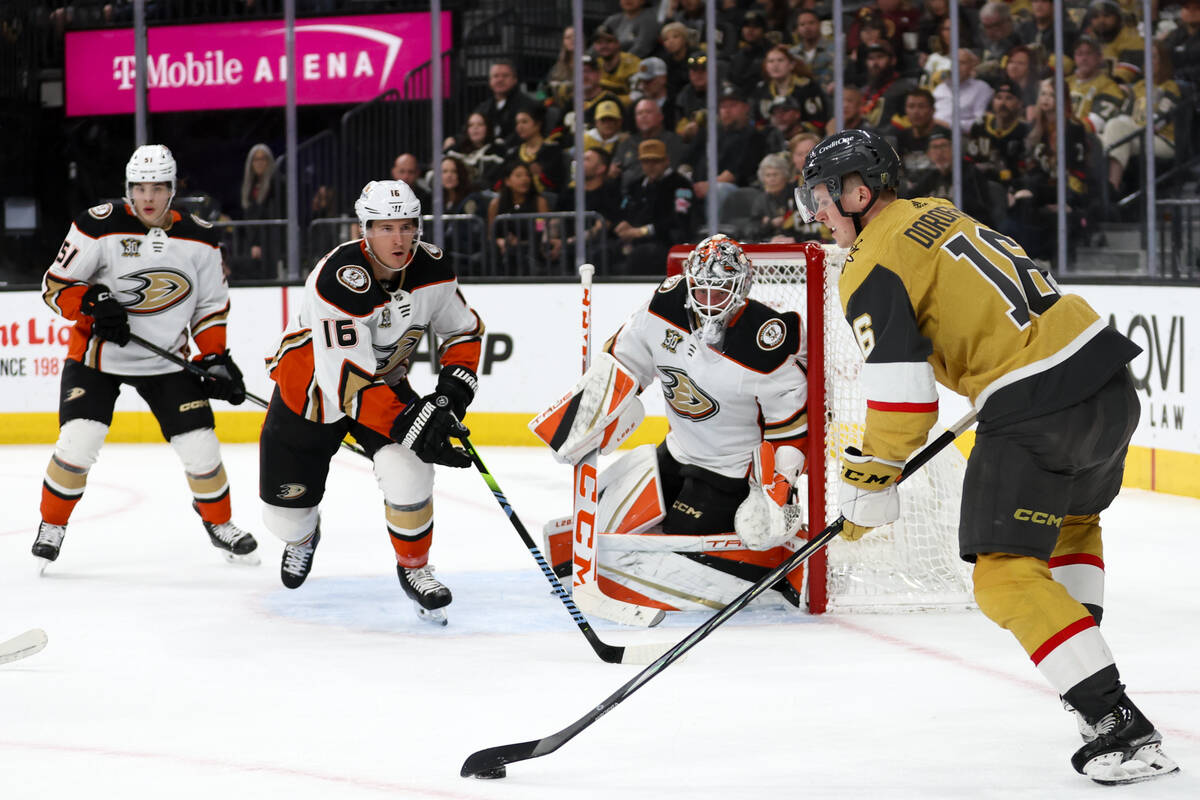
666 242 973 614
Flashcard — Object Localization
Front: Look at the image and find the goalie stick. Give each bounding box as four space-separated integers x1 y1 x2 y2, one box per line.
0 628 48 665
460 411 977 779
459 434 672 666
128 332 368 459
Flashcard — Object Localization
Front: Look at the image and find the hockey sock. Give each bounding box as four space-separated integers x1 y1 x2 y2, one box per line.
386 498 433 568
974 553 1120 711
1049 514 1105 624
188 464 232 524
41 455 88 525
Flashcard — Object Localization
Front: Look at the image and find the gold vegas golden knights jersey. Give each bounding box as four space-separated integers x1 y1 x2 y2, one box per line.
839 197 1141 463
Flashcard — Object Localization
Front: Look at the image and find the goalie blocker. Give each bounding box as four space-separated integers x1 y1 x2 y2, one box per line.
542 444 809 612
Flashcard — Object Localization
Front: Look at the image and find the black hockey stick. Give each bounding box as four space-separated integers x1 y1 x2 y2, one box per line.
127 332 368 459
458 435 673 667
460 411 977 779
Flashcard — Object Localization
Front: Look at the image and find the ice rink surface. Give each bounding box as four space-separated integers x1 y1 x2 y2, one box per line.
1 443 1196 799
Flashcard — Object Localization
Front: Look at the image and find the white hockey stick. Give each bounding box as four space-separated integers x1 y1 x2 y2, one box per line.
0 628 48 665
572 263 664 628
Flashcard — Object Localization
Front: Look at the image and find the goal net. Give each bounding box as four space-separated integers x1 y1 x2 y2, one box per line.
669 242 974 613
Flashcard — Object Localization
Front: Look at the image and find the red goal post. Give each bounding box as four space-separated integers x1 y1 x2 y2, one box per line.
666 241 973 614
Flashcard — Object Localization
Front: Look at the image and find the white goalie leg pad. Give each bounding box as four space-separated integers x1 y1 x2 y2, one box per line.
599 550 783 612
54 418 109 471
168 428 222 473
597 444 666 534
373 442 434 504
262 504 319 546
529 352 643 464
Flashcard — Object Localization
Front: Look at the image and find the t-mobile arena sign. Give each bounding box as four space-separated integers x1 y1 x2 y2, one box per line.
65 12 451 116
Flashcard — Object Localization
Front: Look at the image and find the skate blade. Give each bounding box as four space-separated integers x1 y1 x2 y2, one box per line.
414 603 448 626
36 557 53 576
1085 745 1181 785
223 550 262 567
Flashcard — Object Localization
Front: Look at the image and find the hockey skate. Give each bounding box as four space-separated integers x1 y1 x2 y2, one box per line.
1071 695 1180 785
32 522 66 574
280 530 320 589
398 565 452 626
201 519 260 565
1062 697 1097 743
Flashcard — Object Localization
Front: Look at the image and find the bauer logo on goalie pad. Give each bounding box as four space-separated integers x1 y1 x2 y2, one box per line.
337 265 371 293
757 319 786 350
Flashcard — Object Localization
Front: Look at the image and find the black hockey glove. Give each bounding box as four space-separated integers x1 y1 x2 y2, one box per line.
80 284 130 346
195 350 247 405
436 365 478 419
390 393 472 468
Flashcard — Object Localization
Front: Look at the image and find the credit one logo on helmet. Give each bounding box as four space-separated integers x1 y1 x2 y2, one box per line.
65 13 453 116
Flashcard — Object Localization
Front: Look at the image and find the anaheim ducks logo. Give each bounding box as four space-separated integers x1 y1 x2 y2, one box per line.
374 325 427 376
658 365 719 420
65 387 86 402
757 319 786 350
658 274 682 293
276 483 307 500
121 269 192 315
337 265 371 293
88 202 113 219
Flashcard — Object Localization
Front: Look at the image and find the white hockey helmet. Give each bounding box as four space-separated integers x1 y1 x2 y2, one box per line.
124 144 177 204
355 179 423 241
683 234 754 344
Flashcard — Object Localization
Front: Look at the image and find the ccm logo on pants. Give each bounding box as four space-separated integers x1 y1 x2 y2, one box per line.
1014 508 1063 527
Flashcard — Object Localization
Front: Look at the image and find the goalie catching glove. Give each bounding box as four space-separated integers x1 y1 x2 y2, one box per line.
80 284 130 346
529 352 644 464
734 442 805 551
838 447 902 541
392 393 472 468
194 350 246 405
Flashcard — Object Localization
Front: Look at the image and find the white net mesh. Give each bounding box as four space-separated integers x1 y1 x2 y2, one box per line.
747 243 974 612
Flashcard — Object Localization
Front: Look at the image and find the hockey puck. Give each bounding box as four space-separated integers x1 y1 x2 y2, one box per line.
470 766 507 780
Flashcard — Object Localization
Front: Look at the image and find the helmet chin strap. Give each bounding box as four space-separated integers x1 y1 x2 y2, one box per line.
835 187 879 237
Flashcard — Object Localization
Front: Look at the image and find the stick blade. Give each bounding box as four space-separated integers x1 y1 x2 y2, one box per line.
574 584 666 628
617 641 679 666
0 628 48 665
460 739 541 778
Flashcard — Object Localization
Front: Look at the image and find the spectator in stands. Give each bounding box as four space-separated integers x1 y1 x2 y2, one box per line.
507 105 567 200
730 10 774 94
675 53 715 143
751 45 829 134
239 143 277 276
685 83 768 204
474 60 539 147
630 57 678 130
1164 0 1200 86
933 49 995 131
612 97 687 192
446 111 506 192
890 88 952 174
789 9 835 91
1102 41 1183 195
583 100 630 157
1016 0 1078 67
391 153 433 211
673 0 737 57
591 23 642 105
1084 0 1145 84
1003 78 1091 260
1068 36 1129 136
916 0 952 55
848 2 920 65
788 131 821 177
488 161 553 275
903 131 998 226
541 26 575 109
764 95 809 155
553 55 626 141
860 41 917 131
1003 45 1044 112
966 80 1031 192
603 0 659 59
440 155 487 273
846 15 891 87
978 3 1024 75
613 139 695 275
657 21 697 98
830 85 871 132
556 146 623 267
786 132 833 243
749 152 800 242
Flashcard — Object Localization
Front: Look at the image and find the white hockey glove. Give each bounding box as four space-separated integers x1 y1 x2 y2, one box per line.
735 443 805 551
837 447 902 541
529 352 644 464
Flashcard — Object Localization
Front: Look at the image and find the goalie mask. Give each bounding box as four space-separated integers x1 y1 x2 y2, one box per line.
795 129 900 233
124 144 177 207
355 180 423 268
683 234 753 345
